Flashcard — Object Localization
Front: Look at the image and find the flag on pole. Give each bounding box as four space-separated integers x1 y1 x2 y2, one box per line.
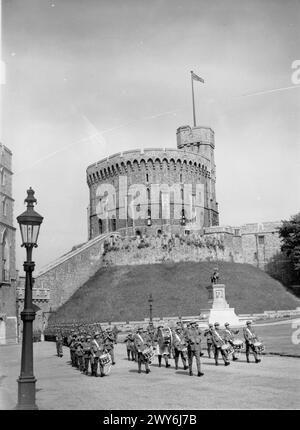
191 71 204 83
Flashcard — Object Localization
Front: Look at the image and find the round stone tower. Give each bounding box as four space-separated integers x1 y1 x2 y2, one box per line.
86 125 219 239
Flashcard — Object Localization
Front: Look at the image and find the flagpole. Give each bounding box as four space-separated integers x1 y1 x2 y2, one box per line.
191 71 196 127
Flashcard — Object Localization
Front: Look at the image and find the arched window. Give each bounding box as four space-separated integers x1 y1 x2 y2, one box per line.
181 209 186 226
146 173 149 182
99 219 103 235
112 217 116 232
2 233 10 282
147 209 152 226
2 198 7 217
1 169 5 186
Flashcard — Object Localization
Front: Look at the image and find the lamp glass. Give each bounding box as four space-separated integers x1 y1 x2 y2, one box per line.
20 223 41 246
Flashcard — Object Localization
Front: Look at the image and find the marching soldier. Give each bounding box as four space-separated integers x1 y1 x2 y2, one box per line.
185 322 204 377
82 334 92 375
134 326 152 374
211 322 230 366
147 323 156 344
90 332 106 377
104 328 116 365
224 322 239 361
69 333 78 367
243 321 261 363
204 324 214 358
76 335 85 372
154 324 171 368
67 329 74 356
112 325 119 344
173 326 188 370
124 332 136 361
55 330 63 357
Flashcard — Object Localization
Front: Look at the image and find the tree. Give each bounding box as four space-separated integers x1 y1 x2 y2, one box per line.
279 213 300 273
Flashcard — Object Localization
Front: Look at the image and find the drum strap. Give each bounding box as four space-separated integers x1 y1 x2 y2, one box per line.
137 334 144 344
93 339 100 349
174 333 181 343
214 331 224 343
246 328 254 339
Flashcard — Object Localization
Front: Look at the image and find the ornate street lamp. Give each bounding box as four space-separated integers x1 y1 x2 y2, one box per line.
16 188 43 410
148 293 153 324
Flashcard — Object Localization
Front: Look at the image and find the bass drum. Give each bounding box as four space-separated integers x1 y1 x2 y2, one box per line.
142 347 155 365
221 343 234 356
253 341 265 359
99 352 112 375
232 339 244 359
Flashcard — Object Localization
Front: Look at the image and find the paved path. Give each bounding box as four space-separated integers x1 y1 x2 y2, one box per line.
1 342 299 410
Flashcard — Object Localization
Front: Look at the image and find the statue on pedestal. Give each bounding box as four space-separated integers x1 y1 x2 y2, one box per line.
211 267 219 284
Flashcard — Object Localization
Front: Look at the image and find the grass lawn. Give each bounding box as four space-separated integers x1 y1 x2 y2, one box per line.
255 321 300 356
51 261 300 324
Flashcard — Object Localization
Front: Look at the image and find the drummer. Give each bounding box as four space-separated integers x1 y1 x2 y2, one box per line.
211 322 230 366
243 321 261 364
223 322 239 361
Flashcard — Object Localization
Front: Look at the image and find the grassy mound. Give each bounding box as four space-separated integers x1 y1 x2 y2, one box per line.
52 261 300 322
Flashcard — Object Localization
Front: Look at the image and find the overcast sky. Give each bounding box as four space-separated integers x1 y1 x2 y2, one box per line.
1 0 299 271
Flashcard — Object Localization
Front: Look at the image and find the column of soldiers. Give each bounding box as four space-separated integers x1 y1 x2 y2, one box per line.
48 319 262 378
48 322 118 377
125 319 262 375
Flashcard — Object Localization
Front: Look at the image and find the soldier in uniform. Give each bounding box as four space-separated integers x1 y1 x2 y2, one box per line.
243 321 261 363
112 325 119 344
124 332 136 361
173 326 188 370
90 332 106 377
134 326 152 374
224 322 239 361
147 323 156 344
76 335 85 372
104 328 116 365
55 330 63 357
154 324 171 368
82 334 92 375
185 321 204 377
69 333 78 367
211 322 230 366
204 323 214 358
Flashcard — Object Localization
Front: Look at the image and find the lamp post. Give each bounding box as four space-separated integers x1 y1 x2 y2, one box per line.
148 294 153 324
16 188 43 410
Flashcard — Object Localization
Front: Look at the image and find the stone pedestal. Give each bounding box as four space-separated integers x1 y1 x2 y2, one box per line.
200 283 240 326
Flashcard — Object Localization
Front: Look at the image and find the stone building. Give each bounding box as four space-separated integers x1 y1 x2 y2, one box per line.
0 143 17 344
87 125 219 239
204 221 282 270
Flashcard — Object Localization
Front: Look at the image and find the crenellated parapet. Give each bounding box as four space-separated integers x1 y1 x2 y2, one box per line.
86 148 211 186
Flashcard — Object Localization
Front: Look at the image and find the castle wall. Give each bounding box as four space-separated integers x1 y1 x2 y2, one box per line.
20 232 120 330
205 222 282 270
240 222 282 269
